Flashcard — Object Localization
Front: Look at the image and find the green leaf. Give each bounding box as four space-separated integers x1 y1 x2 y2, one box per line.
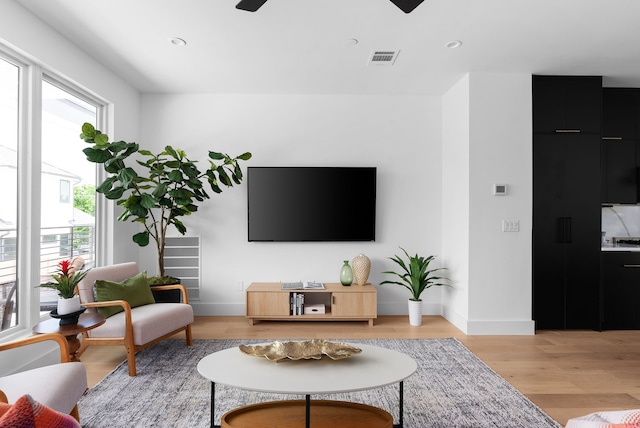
168 170 183 182
237 152 252 161
152 182 168 199
140 193 156 209
165 146 179 159
209 151 225 160
217 166 232 186
118 167 138 187
83 147 113 164
94 133 109 147
95 176 117 193
138 149 154 156
133 231 150 247
172 218 187 235
81 122 96 137
103 187 125 200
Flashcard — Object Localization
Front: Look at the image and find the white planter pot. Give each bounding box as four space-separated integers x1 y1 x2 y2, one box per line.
57 295 81 315
408 299 423 326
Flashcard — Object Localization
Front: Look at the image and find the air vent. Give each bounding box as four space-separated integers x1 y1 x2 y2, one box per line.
368 50 400 66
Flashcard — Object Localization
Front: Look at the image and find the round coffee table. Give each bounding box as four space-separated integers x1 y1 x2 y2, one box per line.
33 312 106 362
197 343 417 428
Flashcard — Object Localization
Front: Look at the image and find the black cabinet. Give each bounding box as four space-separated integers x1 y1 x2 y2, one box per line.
602 88 638 139
601 139 639 203
533 75 602 134
601 252 640 329
533 134 602 329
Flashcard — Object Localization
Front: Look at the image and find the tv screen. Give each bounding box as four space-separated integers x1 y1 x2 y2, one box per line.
248 167 376 242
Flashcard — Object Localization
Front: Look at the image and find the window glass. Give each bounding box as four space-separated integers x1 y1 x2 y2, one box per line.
0 58 19 331
40 81 97 312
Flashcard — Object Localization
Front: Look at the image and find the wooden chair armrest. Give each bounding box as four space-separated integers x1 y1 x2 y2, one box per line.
0 390 7 403
150 284 190 304
0 333 71 363
82 300 131 310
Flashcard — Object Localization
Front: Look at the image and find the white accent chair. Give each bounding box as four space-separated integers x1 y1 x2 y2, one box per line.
0 333 87 422
76 262 194 376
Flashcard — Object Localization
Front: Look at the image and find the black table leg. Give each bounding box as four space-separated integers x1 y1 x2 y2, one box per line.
394 381 404 428
305 394 311 428
211 381 220 428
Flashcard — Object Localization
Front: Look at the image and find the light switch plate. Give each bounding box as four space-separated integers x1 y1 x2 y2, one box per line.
502 219 519 232
493 184 508 195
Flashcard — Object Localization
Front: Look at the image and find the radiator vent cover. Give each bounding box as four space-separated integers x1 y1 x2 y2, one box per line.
163 236 201 300
368 50 400 66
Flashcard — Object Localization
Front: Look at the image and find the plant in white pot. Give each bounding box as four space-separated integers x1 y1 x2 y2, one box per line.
380 247 449 326
40 259 91 315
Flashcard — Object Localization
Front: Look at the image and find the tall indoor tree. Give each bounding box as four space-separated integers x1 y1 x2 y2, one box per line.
80 123 252 282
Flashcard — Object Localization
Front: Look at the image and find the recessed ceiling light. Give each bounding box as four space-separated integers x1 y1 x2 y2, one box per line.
345 38 359 46
445 40 462 49
170 37 187 46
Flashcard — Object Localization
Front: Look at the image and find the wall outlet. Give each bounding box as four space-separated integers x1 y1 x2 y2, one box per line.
502 219 519 232
236 280 244 291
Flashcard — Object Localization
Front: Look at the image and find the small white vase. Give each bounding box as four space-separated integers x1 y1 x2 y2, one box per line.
57 295 81 315
408 299 423 326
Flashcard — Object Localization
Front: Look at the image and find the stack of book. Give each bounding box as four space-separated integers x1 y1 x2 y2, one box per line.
291 292 304 315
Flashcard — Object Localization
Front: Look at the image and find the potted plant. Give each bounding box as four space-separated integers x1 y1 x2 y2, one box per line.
40 259 91 316
79 123 252 286
380 247 449 326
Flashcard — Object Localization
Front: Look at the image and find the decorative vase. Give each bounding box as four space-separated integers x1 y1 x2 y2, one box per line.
57 295 81 316
340 260 353 286
408 299 423 326
352 253 371 285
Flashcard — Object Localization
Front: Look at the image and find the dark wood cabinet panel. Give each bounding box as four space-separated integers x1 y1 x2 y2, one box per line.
601 139 639 204
602 88 637 139
601 252 640 329
533 75 602 134
533 134 601 329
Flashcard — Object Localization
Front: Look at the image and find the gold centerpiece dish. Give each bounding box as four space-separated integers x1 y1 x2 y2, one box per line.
238 339 362 362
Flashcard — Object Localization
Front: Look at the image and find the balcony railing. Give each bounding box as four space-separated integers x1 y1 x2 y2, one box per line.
0 225 95 331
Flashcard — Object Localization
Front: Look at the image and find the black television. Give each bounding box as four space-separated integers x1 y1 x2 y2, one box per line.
247 167 376 242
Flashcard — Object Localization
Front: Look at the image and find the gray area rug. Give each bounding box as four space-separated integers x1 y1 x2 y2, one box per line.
78 338 561 427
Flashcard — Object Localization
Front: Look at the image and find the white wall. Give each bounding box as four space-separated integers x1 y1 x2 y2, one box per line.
442 72 534 335
139 93 445 316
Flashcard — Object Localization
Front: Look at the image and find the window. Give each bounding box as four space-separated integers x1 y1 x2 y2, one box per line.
40 80 98 313
59 180 70 203
0 57 19 332
0 47 106 334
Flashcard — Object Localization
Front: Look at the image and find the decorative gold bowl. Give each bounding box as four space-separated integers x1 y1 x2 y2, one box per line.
238 339 362 362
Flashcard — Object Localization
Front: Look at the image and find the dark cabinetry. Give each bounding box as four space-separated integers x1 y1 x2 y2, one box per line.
601 252 640 329
601 88 640 203
533 76 602 134
532 75 602 330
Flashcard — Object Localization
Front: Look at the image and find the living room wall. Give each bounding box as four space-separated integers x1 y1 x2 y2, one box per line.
138 93 445 316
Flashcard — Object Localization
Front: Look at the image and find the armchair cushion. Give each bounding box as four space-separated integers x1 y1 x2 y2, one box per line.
0 395 80 428
0 362 86 416
95 271 155 318
87 302 194 345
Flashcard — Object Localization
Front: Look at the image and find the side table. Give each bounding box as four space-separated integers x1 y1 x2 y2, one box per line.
33 312 106 362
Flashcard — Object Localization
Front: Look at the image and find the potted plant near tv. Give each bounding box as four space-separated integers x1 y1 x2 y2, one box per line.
381 247 449 326
79 123 251 297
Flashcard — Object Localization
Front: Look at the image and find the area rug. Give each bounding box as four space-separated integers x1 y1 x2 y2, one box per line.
78 338 561 428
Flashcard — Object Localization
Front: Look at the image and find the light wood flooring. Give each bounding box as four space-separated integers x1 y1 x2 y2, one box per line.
80 315 640 427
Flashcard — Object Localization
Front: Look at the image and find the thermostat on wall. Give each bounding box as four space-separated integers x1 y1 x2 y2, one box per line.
493 184 508 195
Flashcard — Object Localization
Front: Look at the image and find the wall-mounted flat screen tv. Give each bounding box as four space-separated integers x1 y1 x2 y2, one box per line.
248 167 376 242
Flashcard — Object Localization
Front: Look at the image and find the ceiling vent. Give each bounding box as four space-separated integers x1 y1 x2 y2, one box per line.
368 50 400 66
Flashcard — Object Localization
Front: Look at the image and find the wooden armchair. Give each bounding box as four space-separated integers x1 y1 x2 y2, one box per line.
76 262 194 376
0 333 87 422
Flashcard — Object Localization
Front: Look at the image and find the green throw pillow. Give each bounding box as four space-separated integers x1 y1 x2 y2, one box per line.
94 272 156 318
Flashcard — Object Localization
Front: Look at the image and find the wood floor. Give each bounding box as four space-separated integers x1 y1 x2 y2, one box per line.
80 315 640 427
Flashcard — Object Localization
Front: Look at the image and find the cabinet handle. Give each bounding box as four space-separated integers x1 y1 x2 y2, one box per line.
555 129 581 133
602 137 623 140
332 295 335 305
623 264 640 268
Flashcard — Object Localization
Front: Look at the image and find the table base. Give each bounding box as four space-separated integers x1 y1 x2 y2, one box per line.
222 400 393 428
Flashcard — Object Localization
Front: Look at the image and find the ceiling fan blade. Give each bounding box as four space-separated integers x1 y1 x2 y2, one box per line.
236 0 268 12
389 0 425 13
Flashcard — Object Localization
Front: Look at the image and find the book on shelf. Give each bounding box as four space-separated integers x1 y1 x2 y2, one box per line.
281 281 325 290
290 292 305 315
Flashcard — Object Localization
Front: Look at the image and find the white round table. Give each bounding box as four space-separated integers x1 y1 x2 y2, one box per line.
197 343 417 428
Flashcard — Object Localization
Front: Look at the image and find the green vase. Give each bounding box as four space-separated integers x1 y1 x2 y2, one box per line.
340 260 353 286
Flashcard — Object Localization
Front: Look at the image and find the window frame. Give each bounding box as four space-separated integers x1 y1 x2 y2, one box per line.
0 45 109 339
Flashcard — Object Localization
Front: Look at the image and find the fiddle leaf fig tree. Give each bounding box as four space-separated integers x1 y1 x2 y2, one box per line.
80 123 252 280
